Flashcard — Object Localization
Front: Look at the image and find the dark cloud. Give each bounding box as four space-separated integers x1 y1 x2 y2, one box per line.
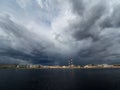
0 0 120 65
0 16 53 64
67 0 120 64
70 0 106 40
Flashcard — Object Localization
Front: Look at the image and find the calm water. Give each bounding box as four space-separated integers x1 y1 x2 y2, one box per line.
0 69 120 90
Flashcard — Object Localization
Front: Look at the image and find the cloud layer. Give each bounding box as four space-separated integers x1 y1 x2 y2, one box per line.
0 0 120 65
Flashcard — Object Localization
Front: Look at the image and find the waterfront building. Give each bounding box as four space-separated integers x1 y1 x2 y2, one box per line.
0 64 17 68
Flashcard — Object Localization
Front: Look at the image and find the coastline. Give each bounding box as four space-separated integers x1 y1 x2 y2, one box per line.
0 64 119 69
0 67 120 70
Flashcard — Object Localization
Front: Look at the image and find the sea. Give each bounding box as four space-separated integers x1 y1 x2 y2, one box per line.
0 68 120 90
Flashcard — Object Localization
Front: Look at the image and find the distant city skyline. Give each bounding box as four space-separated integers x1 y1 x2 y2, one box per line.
0 0 120 65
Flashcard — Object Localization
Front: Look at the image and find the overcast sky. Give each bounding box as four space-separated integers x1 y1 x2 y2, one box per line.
0 0 120 65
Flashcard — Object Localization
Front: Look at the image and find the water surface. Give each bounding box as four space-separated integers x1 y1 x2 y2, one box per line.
0 68 120 90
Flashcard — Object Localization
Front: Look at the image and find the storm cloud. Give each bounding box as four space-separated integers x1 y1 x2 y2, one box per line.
0 0 120 65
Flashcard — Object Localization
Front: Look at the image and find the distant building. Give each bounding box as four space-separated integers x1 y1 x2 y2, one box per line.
17 65 27 68
102 64 113 68
62 66 66 68
84 64 97 68
0 64 17 68
29 64 41 69
76 65 81 68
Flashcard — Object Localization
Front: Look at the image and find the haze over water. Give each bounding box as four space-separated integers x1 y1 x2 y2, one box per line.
0 68 120 90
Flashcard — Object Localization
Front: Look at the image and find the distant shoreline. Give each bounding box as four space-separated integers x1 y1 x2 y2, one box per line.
0 67 120 70
0 64 120 69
